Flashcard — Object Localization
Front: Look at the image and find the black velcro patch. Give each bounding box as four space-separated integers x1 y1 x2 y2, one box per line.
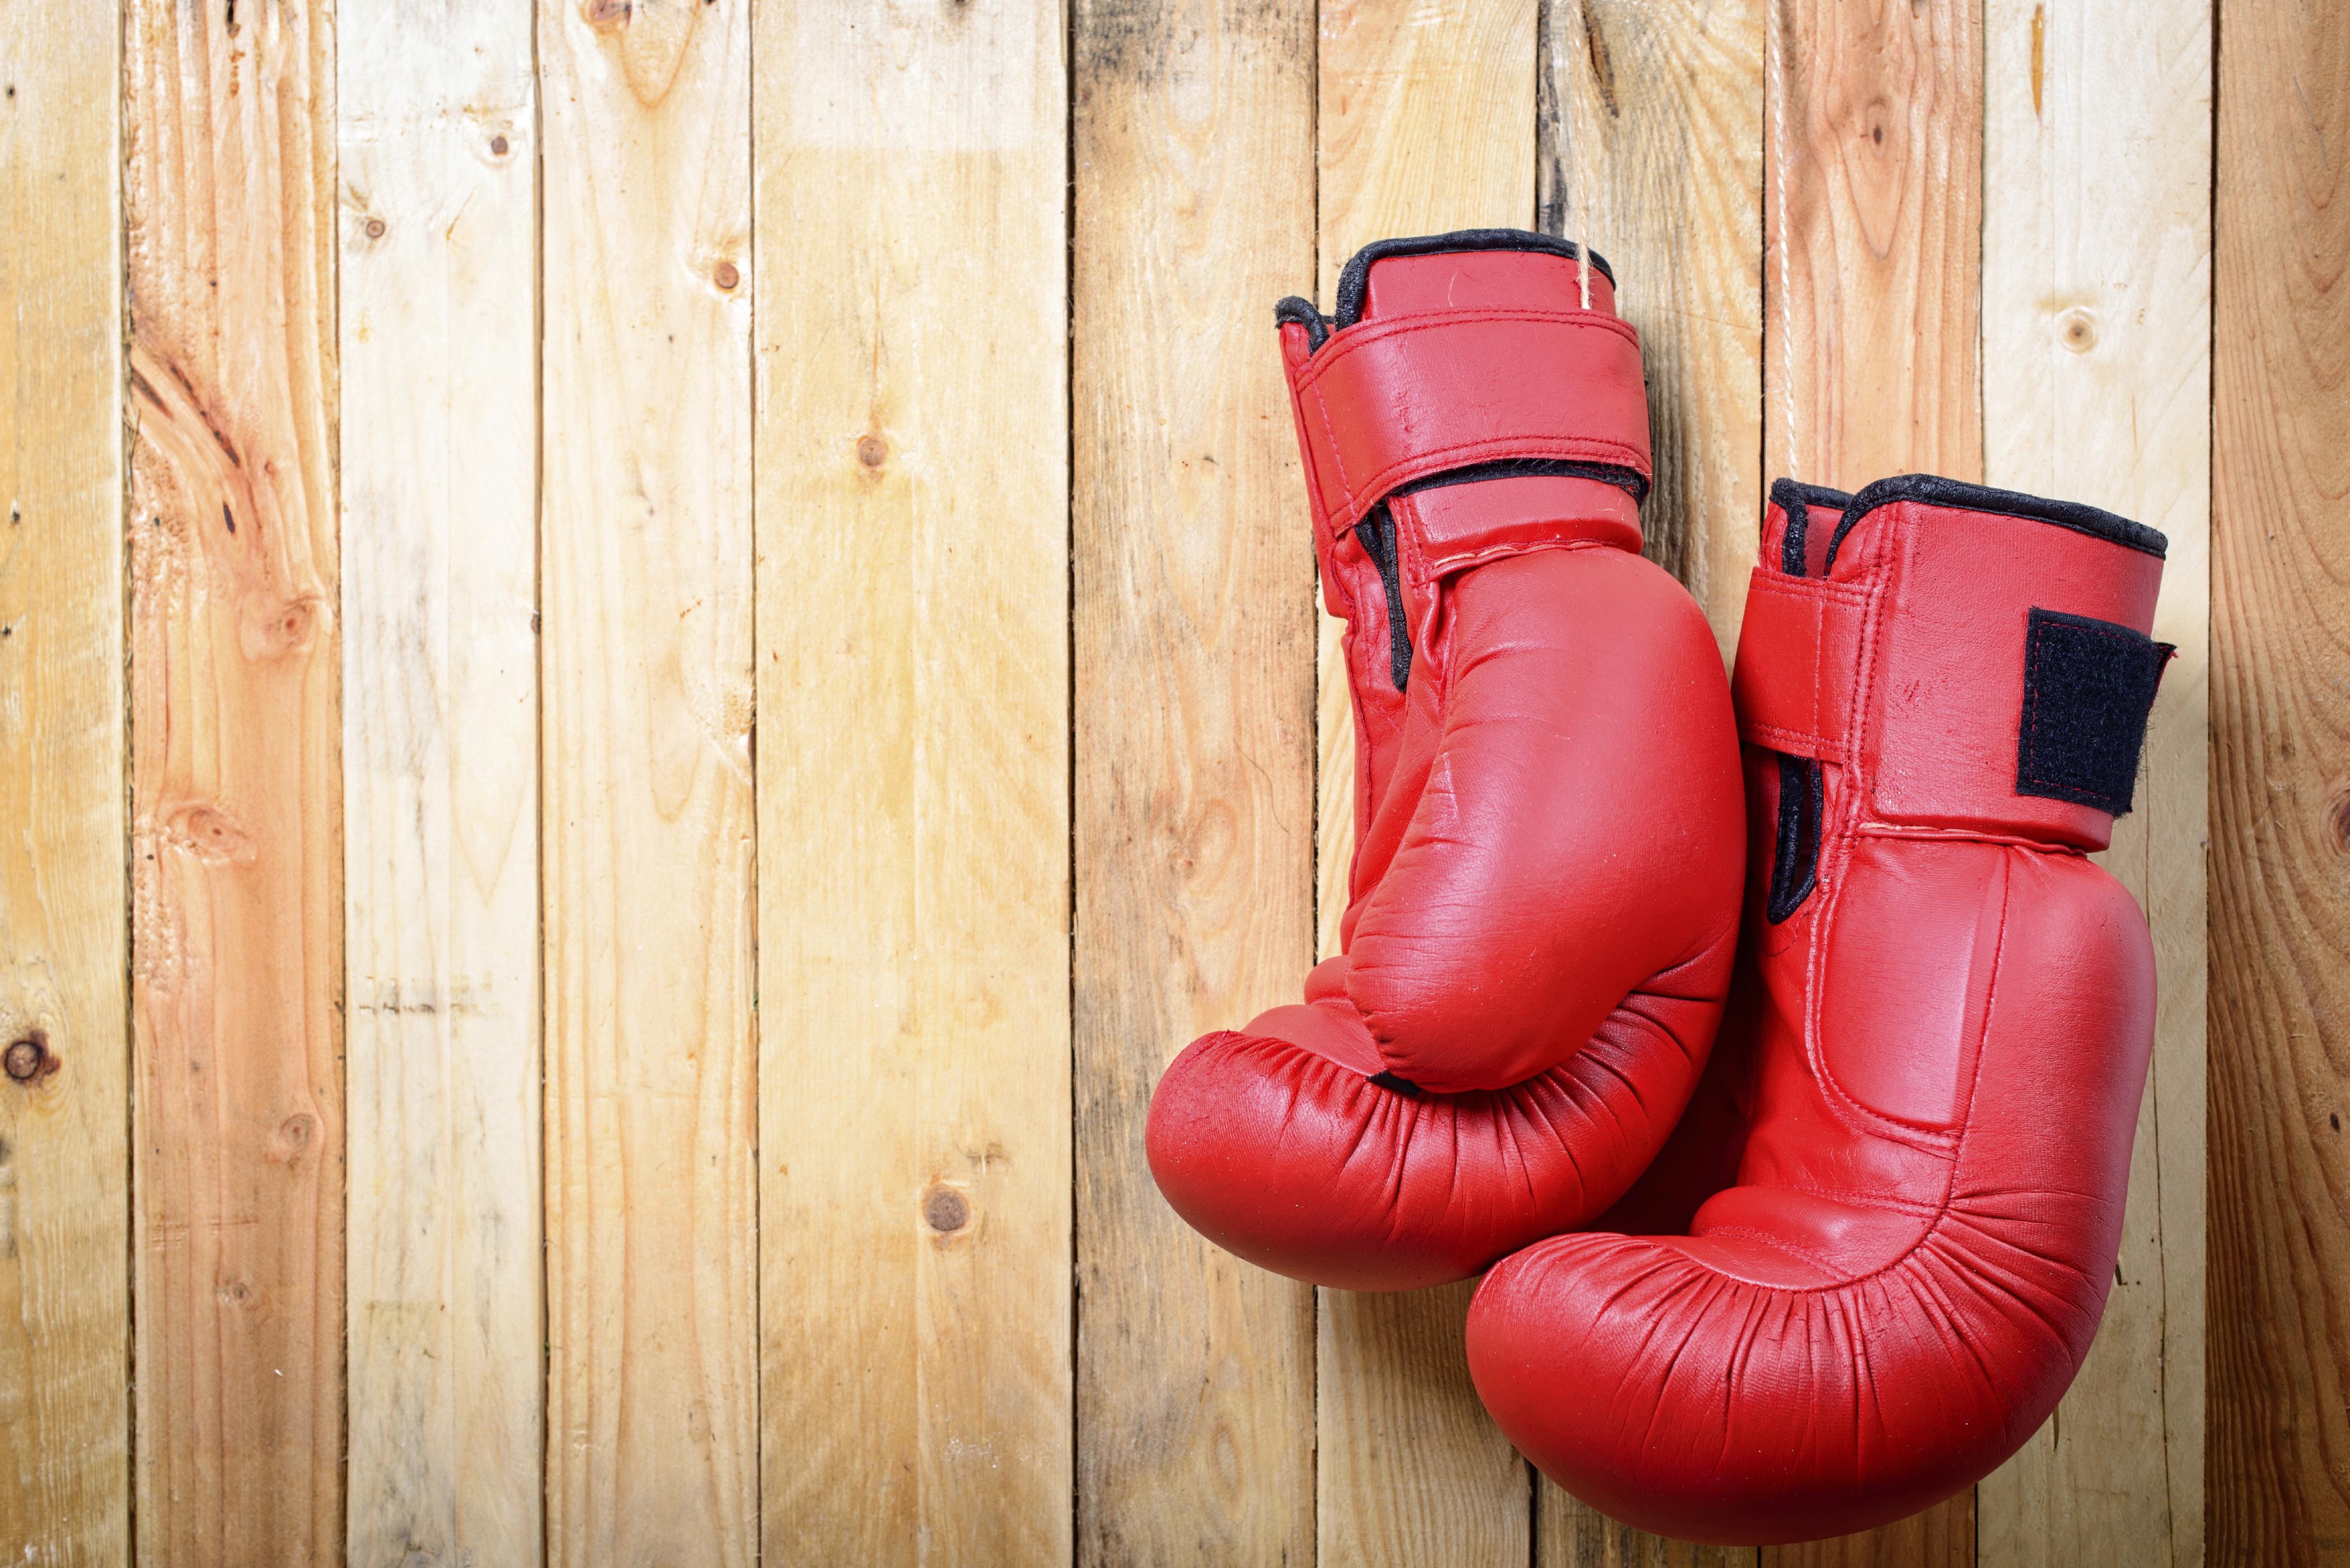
2017 607 2173 815
1766 753 1823 924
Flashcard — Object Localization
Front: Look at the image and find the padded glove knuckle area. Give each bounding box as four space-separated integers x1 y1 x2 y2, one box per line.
1471 475 2169 1544
1145 968 1736 1290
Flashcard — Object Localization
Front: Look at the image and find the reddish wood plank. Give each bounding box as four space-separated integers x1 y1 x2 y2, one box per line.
125 1 344 1557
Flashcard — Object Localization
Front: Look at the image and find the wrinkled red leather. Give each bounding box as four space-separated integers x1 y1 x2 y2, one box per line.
1468 482 2165 1543
1144 241 1743 1291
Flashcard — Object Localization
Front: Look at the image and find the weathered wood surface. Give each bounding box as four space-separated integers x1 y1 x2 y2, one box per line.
1763 0 1981 490
538 1 756 1563
0 0 2246 1558
1071 2 1318 1562
124 1 345 1558
757 4 1071 1564
1977 2 2211 1565
1533 11 1763 1560
1541 0 1765 650
340 4 542 1563
2208 0 2350 1559
1760 1 1981 1562
0 6 127 1561
1313 2 1541 1560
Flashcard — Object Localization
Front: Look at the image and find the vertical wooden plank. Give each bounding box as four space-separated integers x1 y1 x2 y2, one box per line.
539 1 755 1563
1539 1509 1752 1568
1760 1 1979 1561
0 7 128 1560
1071 3 1318 1563
123 1 343 1558
1319 1285 1529 1566
1540 0 1766 651
757 4 1070 1564
1537 10 1760 1557
1762 0 1980 488
1313 3 1538 1562
1974 3 2210 1566
1763 1509 1973 1568
340 4 541 1563
2208 0 2350 1558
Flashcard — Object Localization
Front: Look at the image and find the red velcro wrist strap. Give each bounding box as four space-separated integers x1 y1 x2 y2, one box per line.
1732 570 1871 761
1286 309 1652 539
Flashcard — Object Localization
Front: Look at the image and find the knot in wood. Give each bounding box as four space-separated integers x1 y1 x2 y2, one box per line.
4 1033 51 1084
923 1186 970 1234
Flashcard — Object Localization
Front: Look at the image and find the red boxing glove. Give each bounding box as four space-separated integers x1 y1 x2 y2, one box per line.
1144 232 1744 1290
1469 475 2171 1543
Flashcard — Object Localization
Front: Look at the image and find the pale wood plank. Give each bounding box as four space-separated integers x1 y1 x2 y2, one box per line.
339 4 541 1562
1313 0 1539 964
1974 4 2211 1566
1314 3 1542 1561
539 1 755 1563
0 7 128 1560
2207 0 2350 1556
756 4 1071 1563
1762 0 1981 489
1541 0 1764 650
1759 2 1980 1561
1535 10 1762 1556
1320 1283 1529 1566
1070 2 1318 1562
123 1 344 1557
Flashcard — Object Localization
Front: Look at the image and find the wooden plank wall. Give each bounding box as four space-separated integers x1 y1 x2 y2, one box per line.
339 5 541 1562
0 7 126 1560
2209 0 2350 1562
1978 3 2211 1565
1072 3 1318 1563
540 3 757 1564
123 3 344 1558
760 4 1071 1564
1765 3 1984 1564
0 0 2287 1561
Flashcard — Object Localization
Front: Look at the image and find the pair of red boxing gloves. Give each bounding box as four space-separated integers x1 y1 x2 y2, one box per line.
1145 230 2172 1545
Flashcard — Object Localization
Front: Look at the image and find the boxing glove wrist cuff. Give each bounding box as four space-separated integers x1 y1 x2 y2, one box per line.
1281 308 1651 542
1738 472 2173 854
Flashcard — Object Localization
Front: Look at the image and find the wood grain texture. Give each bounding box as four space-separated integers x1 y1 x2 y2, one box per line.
1313 3 1542 1561
1763 0 1980 489
1070 3 1318 1562
539 1 755 1563
756 4 1071 1564
1760 2 1979 1560
2208 0 2350 1558
1313 0 1538 965
1975 4 2211 1566
0 7 127 1561
1538 1486 1753 1568
124 1 344 1558
1534 1 1770 1543
340 4 541 1563
1541 0 1764 649
1764 1505 1972 1568
1319 1283 1528 1567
